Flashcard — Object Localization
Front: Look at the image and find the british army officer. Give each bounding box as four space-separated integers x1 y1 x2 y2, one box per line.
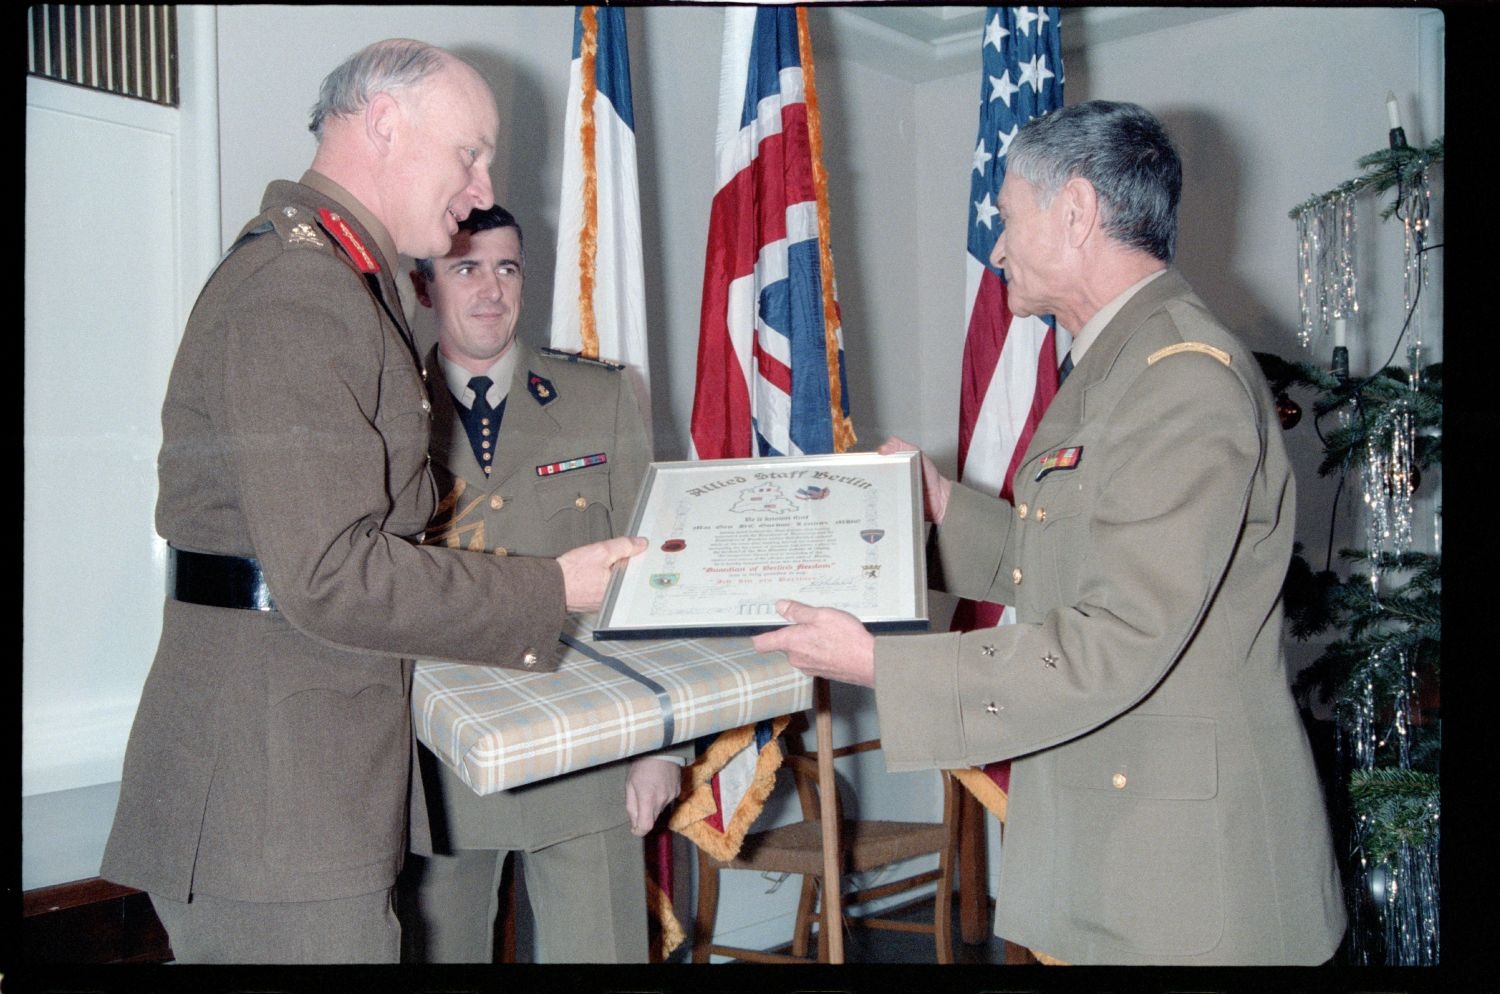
754 101 1345 965
399 204 684 963
101 40 642 963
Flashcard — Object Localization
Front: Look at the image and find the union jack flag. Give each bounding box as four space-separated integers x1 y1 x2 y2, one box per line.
689 6 853 460
950 7 1065 819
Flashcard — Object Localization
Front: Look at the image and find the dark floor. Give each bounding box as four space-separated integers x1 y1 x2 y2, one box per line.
688 891 1014 964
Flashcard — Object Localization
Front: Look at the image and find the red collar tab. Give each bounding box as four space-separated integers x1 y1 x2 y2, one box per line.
317 208 380 274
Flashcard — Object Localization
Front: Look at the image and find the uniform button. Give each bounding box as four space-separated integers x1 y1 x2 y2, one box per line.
522 649 538 668
1012 567 1023 585
574 496 588 509
1017 502 1029 519
1112 773 1127 790
481 427 491 437
420 398 431 413
283 206 298 218
482 440 491 449
1036 507 1047 523
481 417 490 426
490 495 505 511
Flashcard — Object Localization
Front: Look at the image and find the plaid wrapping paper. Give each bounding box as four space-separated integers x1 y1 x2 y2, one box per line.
413 614 813 794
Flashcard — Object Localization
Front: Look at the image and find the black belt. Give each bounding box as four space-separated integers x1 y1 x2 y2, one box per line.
167 546 277 612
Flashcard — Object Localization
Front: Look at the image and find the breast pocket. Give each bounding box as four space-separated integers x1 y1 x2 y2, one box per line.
1055 714 1225 956
1024 451 1092 605
535 467 615 548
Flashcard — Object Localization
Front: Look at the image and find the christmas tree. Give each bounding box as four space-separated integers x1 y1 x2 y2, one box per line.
1258 134 1442 965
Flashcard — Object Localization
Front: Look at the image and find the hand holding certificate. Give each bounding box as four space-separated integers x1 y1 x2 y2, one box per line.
595 451 929 639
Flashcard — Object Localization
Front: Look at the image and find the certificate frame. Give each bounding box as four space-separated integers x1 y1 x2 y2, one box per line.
595 451 929 639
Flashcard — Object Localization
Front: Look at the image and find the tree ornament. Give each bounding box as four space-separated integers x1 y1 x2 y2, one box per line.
1275 391 1302 430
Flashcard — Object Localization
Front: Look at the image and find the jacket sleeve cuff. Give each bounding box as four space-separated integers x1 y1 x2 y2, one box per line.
873 630 967 771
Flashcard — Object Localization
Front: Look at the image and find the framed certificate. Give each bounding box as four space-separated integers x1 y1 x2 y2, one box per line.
595 451 929 639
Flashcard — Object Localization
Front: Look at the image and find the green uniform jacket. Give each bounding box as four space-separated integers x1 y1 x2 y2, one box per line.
874 270 1345 964
102 180 566 905
415 341 660 851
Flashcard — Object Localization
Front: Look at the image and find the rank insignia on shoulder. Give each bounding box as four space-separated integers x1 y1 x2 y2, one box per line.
1148 341 1231 367
528 371 558 405
316 208 380 274
1035 445 1083 481
537 453 607 477
287 222 322 247
539 347 626 371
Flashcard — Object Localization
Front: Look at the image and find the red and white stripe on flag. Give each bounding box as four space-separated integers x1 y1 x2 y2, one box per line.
955 7 1066 816
689 6 852 461
551 5 652 437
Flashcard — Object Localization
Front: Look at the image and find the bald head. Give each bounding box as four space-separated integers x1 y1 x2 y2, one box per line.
309 39 449 140
307 39 498 259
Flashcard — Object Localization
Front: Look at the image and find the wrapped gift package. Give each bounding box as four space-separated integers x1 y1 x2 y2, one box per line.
414 614 813 795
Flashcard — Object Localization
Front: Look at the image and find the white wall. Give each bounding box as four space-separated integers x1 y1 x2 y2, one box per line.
24 4 1442 957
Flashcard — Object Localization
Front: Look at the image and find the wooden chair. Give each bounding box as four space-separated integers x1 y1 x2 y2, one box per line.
691 738 958 963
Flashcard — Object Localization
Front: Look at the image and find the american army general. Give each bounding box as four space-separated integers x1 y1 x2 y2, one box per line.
101 40 643 963
397 205 686 963
755 101 1345 965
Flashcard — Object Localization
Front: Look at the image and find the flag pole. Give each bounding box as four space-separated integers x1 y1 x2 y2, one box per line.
813 676 844 962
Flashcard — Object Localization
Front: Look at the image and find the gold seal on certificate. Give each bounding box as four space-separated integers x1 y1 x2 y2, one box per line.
596 451 929 639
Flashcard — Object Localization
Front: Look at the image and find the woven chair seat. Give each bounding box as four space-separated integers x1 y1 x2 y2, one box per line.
722 818 951 877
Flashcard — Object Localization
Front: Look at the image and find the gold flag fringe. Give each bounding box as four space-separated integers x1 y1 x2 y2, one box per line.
577 5 601 358
795 8 856 454
668 714 792 863
646 872 687 959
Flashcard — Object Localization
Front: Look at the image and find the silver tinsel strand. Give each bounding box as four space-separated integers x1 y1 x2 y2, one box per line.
1293 192 1359 349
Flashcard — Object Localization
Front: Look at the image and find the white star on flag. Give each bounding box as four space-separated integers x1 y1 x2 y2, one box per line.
984 12 1010 51
989 69 1019 105
972 139 993 176
1018 52 1054 91
1013 6 1039 35
974 192 999 229
997 122 1019 157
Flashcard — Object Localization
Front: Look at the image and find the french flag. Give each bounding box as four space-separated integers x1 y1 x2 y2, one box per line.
550 5 652 434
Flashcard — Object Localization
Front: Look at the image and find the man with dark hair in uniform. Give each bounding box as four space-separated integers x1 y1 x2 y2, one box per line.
399 204 684 963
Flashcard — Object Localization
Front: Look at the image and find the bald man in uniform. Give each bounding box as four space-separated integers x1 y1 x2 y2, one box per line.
101 40 642 963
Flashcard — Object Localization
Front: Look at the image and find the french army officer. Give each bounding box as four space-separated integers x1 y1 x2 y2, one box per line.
398 205 684 963
101 40 643 964
755 101 1345 965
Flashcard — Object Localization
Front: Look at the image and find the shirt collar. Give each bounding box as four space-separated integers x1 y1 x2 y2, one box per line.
437 346 520 409
1068 268 1167 364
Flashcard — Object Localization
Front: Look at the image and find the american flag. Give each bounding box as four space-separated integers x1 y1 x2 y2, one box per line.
550 6 652 436
950 7 1065 817
689 5 854 460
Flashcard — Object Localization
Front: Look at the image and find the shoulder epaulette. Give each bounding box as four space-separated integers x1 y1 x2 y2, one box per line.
1147 341 1232 367
254 203 336 254
539 347 626 371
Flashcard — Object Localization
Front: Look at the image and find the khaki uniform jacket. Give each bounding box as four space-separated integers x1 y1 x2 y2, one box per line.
416 342 663 851
102 180 566 905
874 270 1345 964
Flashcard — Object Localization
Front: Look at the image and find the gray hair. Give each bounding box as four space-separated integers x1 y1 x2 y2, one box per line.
413 204 525 280
1007 100 1182 262
308 39 447 140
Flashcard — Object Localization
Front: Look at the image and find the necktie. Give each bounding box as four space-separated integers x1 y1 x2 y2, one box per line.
465 376 498 475
1058 352 1074 386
